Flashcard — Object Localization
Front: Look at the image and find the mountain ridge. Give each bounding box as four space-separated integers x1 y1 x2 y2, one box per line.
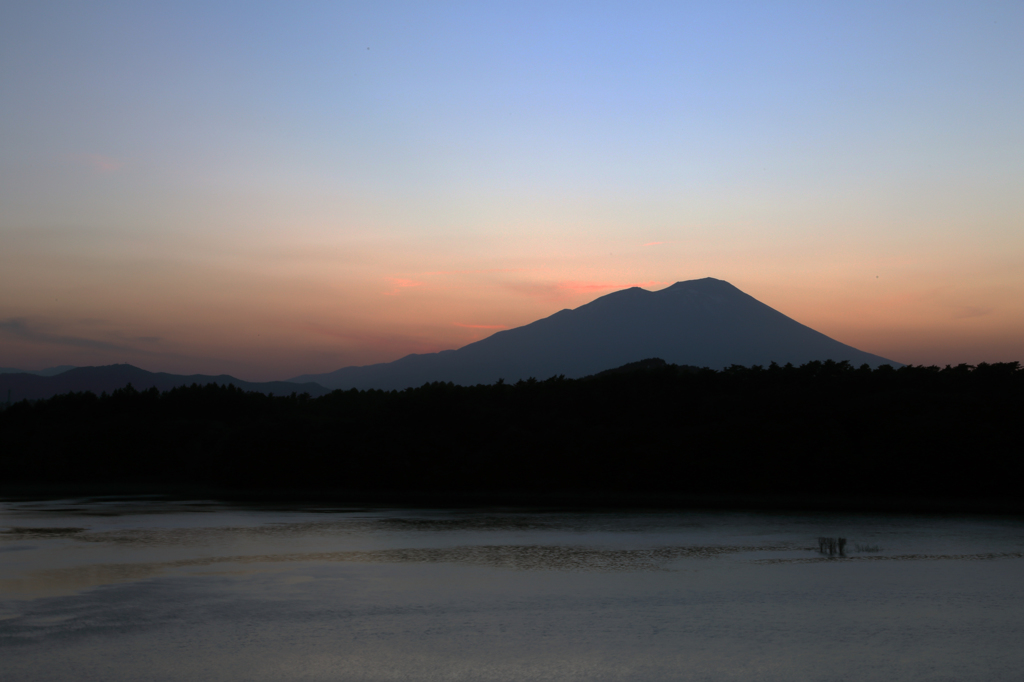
292 277 900 390
0 365 76 377
0 364 331 403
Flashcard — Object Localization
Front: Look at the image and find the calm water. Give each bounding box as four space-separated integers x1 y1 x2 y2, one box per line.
2 498 1023 681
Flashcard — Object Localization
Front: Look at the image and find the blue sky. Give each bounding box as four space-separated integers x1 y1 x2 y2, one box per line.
2 1 1022 378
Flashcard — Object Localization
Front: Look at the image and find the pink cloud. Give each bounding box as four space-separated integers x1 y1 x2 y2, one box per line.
643 241 665 246
383 278 424 296
454 323 508 330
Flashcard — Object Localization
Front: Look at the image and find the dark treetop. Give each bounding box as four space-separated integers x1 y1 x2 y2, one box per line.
2 359 1020 510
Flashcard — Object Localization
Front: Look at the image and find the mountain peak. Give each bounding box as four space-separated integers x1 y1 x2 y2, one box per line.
660 277 736 291
291 279 900 390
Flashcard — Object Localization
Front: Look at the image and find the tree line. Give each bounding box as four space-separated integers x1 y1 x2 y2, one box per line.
1 359 1021 508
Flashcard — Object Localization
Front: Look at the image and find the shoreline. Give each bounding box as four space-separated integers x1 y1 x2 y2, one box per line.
2 484 1021 516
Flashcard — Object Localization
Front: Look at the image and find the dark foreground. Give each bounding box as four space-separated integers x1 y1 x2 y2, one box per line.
1 360 1021 512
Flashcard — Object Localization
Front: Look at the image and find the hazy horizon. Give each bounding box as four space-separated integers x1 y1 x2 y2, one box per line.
2 3 1022 381
0 278 905 383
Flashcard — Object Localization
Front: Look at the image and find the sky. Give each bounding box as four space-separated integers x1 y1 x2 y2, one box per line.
1 1 1022 381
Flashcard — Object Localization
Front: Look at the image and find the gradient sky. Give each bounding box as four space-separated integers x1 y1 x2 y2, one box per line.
2 1 1022 380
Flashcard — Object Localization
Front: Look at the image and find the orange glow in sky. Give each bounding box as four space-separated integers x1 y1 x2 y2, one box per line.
2 3 1022 380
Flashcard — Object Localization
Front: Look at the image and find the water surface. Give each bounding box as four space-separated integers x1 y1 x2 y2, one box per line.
2 498 1022 681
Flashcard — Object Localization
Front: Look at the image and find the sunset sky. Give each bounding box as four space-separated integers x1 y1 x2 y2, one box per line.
2 1 1022 380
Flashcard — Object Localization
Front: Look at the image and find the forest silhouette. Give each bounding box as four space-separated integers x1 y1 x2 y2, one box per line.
1 359 1021 510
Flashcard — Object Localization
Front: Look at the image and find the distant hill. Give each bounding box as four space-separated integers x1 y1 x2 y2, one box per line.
0 365 75 377
292 277 901 390
0 364 330 403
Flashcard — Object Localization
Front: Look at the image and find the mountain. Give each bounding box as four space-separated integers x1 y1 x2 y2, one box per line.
292 278 900 390
0 365 76 376
0 364 330 403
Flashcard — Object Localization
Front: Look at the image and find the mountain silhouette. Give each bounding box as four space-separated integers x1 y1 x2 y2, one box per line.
0 364 330 403
292 278 900 390
0 365 75 376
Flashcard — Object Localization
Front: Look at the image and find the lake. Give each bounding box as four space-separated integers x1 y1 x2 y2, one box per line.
2 497 1023 681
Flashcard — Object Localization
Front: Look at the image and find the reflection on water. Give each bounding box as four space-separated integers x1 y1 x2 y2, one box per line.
3 544 788 597
2 498 1024 681
755 550 1024 564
